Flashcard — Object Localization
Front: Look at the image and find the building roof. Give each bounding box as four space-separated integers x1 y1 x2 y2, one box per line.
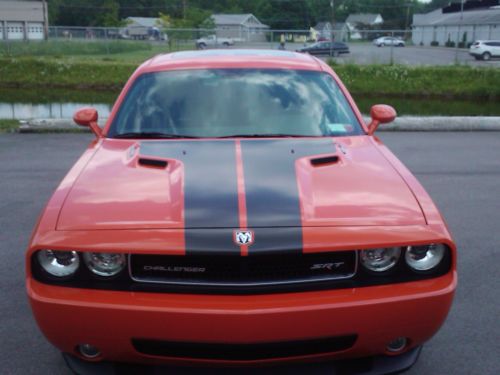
346 13 383 25
126 17 160 28
314 22 331 31
0 0 46 23
333 22 347 31
413 7 500 26
211 13 269 28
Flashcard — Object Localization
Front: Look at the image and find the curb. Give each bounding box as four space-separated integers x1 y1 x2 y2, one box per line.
15 116 500 133
363 116 500 131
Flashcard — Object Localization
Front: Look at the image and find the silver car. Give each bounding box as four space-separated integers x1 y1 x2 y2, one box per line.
373 36 405 47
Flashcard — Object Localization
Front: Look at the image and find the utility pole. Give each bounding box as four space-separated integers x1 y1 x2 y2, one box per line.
405 3 411 40
454 0 465 64
42 0 48 41
330 0 335 57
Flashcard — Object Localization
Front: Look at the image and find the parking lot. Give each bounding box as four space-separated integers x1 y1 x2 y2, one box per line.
239 42 500 67
1 132 499 374
334 44 500 67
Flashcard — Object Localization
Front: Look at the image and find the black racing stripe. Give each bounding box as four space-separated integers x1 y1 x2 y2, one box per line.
241 139 336 255
140 141 240 255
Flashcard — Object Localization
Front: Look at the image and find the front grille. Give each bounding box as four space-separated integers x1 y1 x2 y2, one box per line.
132 335 357 360
129 251 357 288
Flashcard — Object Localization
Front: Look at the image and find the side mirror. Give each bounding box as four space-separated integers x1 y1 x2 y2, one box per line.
367 105 397 135
73 107 102 138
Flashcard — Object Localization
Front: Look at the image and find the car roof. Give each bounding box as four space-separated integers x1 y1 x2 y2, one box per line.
138 49 325 73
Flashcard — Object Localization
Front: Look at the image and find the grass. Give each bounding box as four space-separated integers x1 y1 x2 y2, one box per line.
330 63 500 99
1 40 152 57
0 52 499 100
0 119 19 133
0 40 196 63
0 57 137 90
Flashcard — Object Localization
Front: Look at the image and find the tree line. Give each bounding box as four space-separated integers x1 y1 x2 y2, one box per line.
48 0 453 29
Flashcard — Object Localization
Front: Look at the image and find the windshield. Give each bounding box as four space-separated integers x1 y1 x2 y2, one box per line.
108 69 362 138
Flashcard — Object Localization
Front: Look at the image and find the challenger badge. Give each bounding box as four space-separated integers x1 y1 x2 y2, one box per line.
234 230 254 246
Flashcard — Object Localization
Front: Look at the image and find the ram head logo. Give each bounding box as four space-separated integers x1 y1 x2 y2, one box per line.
234 230 254 246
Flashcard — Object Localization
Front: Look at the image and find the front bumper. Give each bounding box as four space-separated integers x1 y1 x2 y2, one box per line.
28 271 455 367
63 346 422 375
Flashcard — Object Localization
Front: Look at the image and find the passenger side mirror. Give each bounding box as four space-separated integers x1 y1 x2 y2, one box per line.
367 105 396 135
73 107 102 138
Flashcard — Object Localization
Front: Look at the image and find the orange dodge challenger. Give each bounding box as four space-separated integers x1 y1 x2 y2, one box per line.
26 50 456 374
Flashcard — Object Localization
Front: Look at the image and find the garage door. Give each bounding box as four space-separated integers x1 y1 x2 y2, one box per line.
7 22 24 40
28 22 44 40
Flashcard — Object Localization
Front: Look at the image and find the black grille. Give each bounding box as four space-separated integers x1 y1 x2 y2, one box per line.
129 251 356 288
132 335 357 360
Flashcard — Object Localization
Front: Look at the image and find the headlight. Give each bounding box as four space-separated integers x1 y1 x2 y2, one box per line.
37 250 80 277
360 247 401 272
83 252 126 277
405 244 445 271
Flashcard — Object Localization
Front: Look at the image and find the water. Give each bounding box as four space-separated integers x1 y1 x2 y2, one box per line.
0 102 112 120
0 89 498 119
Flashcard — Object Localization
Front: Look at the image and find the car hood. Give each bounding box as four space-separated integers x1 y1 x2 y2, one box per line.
57 137 425 231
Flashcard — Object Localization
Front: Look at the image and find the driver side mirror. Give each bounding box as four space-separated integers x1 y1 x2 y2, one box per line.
367 105 396 135
73 107 102 138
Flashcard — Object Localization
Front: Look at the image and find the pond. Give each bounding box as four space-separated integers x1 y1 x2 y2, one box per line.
0 88 498 120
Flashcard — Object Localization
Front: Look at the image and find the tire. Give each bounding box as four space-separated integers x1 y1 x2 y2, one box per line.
381 43 385 47
197 43 206 50
482 52 491 61
398 43 404 47
222 42 230 47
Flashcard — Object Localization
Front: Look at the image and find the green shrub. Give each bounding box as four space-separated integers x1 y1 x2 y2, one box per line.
430 41 439 46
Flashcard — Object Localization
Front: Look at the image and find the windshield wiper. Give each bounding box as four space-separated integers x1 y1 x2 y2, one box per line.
113 132 199 139
217 134 323 139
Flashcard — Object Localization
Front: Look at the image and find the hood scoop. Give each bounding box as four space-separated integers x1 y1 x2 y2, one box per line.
310 155 339 167
138 158 168 169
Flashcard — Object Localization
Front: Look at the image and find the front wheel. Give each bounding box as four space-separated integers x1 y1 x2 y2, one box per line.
222 42 230 47
482 52 491 61
197 43 206 50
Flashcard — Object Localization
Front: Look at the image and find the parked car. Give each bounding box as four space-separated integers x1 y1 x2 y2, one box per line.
469 40 500 60
196 34 234 49
296 41 349 56
27 50 456 374
373 36 405 47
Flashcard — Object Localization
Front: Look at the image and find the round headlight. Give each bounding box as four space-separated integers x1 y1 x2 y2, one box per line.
360 247 401 272
83 252 126 277
405 244 445 271
37 250 80 277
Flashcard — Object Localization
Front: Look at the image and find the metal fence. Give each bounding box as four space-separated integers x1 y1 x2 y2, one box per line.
1 25 479 65
0 26 424 61
1 25 414 46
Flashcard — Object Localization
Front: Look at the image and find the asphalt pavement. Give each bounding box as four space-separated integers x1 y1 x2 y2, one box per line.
254 42 500 67
0 133 499 374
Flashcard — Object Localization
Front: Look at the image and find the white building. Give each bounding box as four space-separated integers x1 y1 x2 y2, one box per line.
211 14 269 42
0 0 48 41
412 6 500 46
345 13 383 40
